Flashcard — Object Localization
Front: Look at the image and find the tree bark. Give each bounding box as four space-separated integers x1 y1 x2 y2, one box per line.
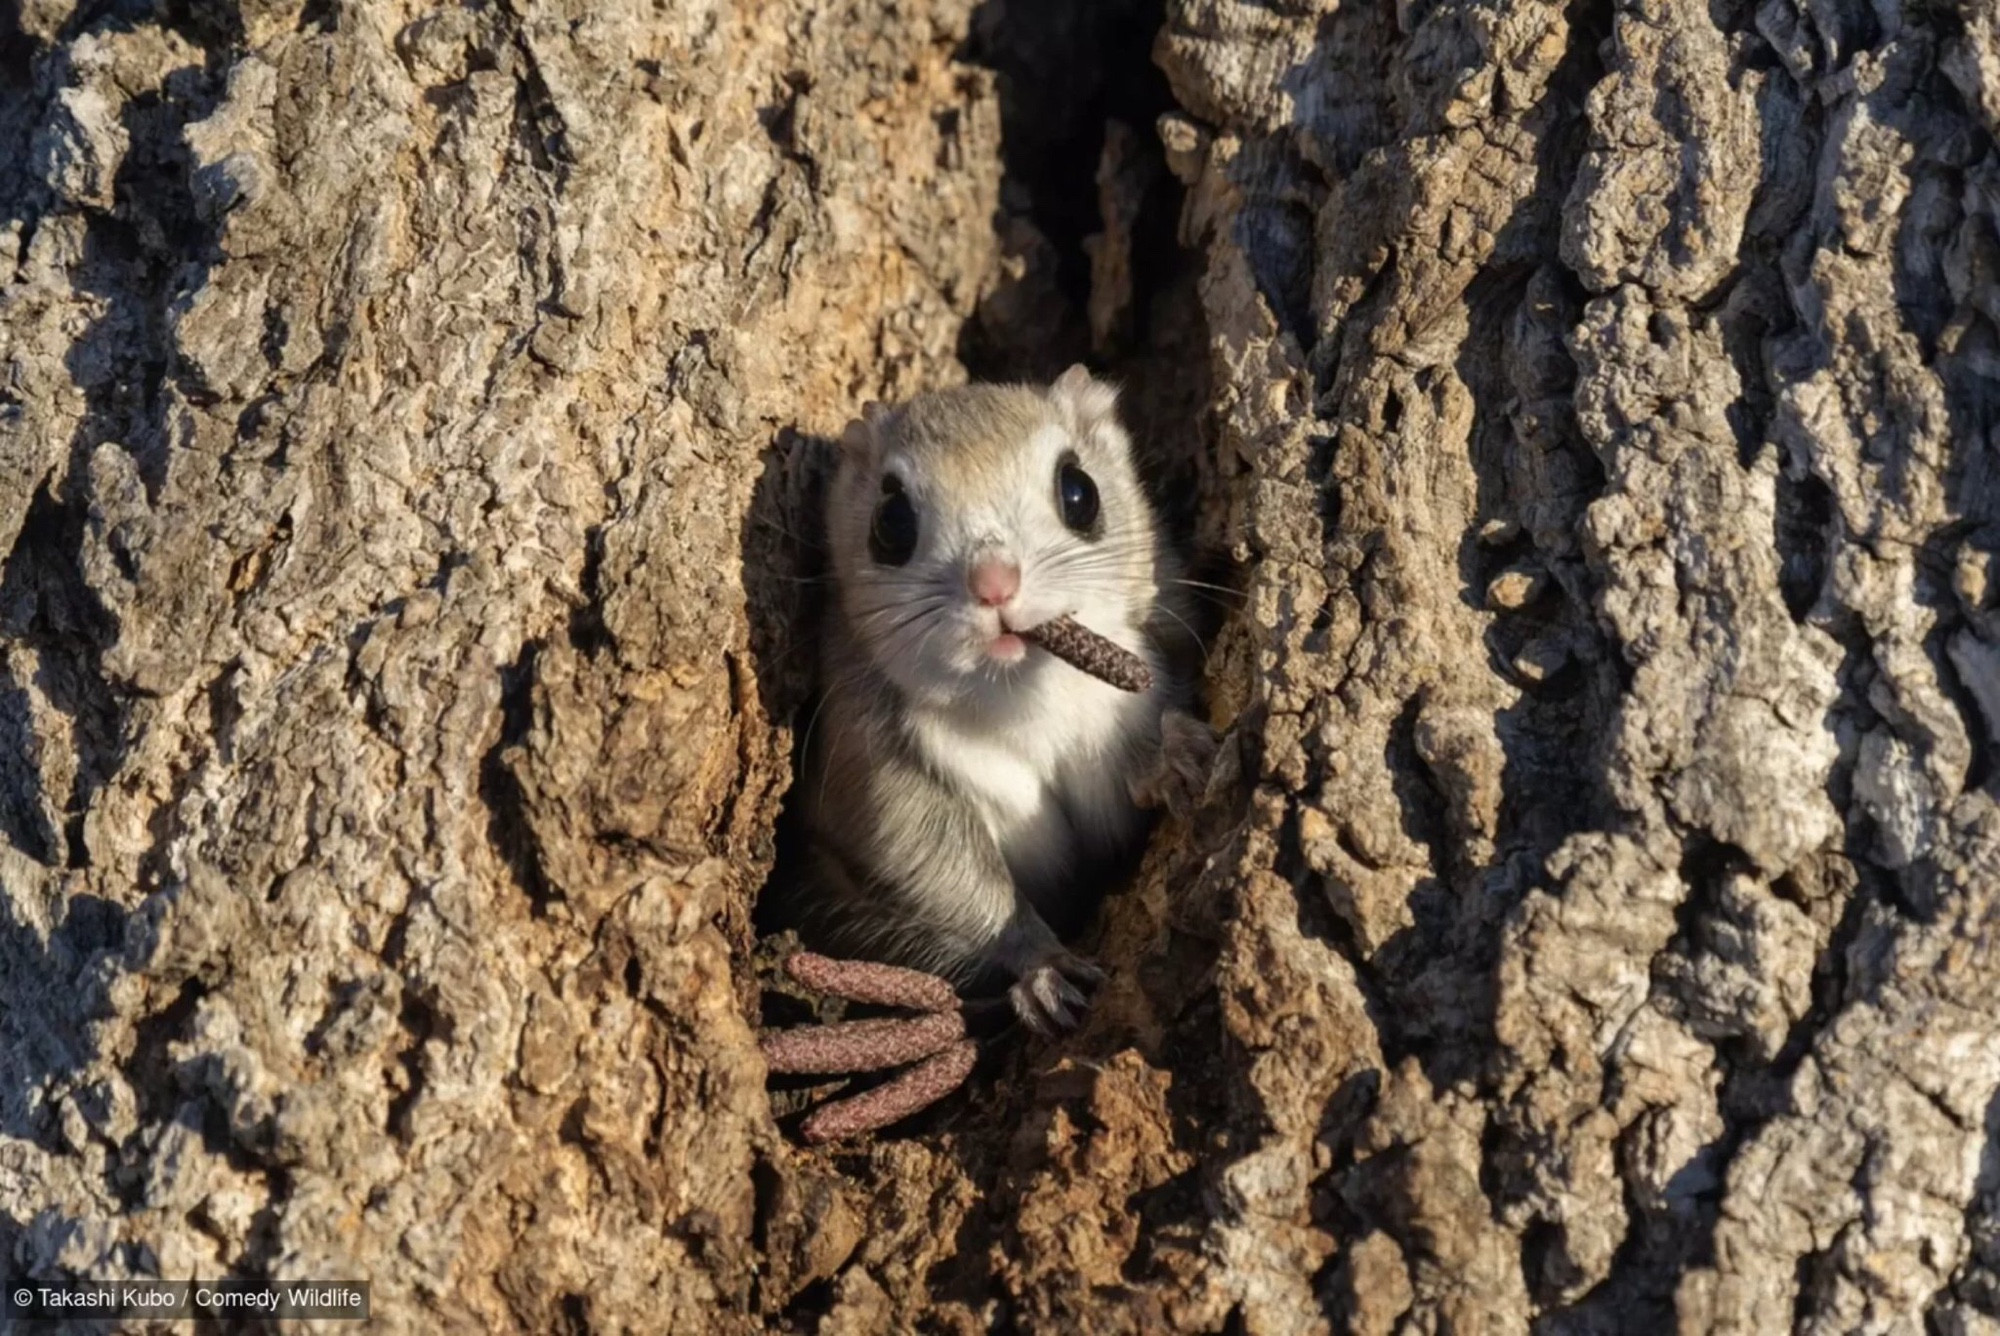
2 0 1996 1332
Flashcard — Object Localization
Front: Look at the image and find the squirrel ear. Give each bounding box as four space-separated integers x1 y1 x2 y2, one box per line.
839 401 890 455
1050 364 1118 426
1054 364 1093 397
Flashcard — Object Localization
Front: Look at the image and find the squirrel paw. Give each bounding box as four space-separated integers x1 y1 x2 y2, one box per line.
1131 710 1220 821
1008 949 1105 1037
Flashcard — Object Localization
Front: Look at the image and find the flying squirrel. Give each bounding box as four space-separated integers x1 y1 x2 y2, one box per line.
780 366 1215 1034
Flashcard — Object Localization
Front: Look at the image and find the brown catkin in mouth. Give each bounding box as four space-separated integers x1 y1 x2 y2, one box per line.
1022 616 1154 694
783 952 960 1011
760 1012 966 1074
800 1040 980 1143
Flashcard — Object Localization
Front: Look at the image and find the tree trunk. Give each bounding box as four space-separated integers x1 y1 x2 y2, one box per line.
2 0 1996 1330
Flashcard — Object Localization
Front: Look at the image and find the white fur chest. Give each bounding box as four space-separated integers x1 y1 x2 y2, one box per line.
909 666 1153 892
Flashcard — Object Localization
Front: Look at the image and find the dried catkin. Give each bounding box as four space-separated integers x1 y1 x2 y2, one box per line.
760 1012 966 1074
800 1041 980 1143
1022 616 1153 694
783 952 959 1012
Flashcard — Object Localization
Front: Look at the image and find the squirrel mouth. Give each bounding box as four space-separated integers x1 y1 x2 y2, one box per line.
988 609 1064 664
987 609 1079 665
986 632 1028 663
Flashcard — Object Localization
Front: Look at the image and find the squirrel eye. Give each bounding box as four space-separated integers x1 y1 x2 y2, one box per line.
869 476 919 566
1055 456 1100 535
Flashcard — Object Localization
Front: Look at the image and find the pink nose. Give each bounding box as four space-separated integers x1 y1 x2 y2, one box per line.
968 559 1020 607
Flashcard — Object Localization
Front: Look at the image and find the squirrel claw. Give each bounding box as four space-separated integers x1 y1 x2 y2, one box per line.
1009 949 1102 1037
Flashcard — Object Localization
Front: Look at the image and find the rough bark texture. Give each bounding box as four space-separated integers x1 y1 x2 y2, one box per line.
2 0 1996 1332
